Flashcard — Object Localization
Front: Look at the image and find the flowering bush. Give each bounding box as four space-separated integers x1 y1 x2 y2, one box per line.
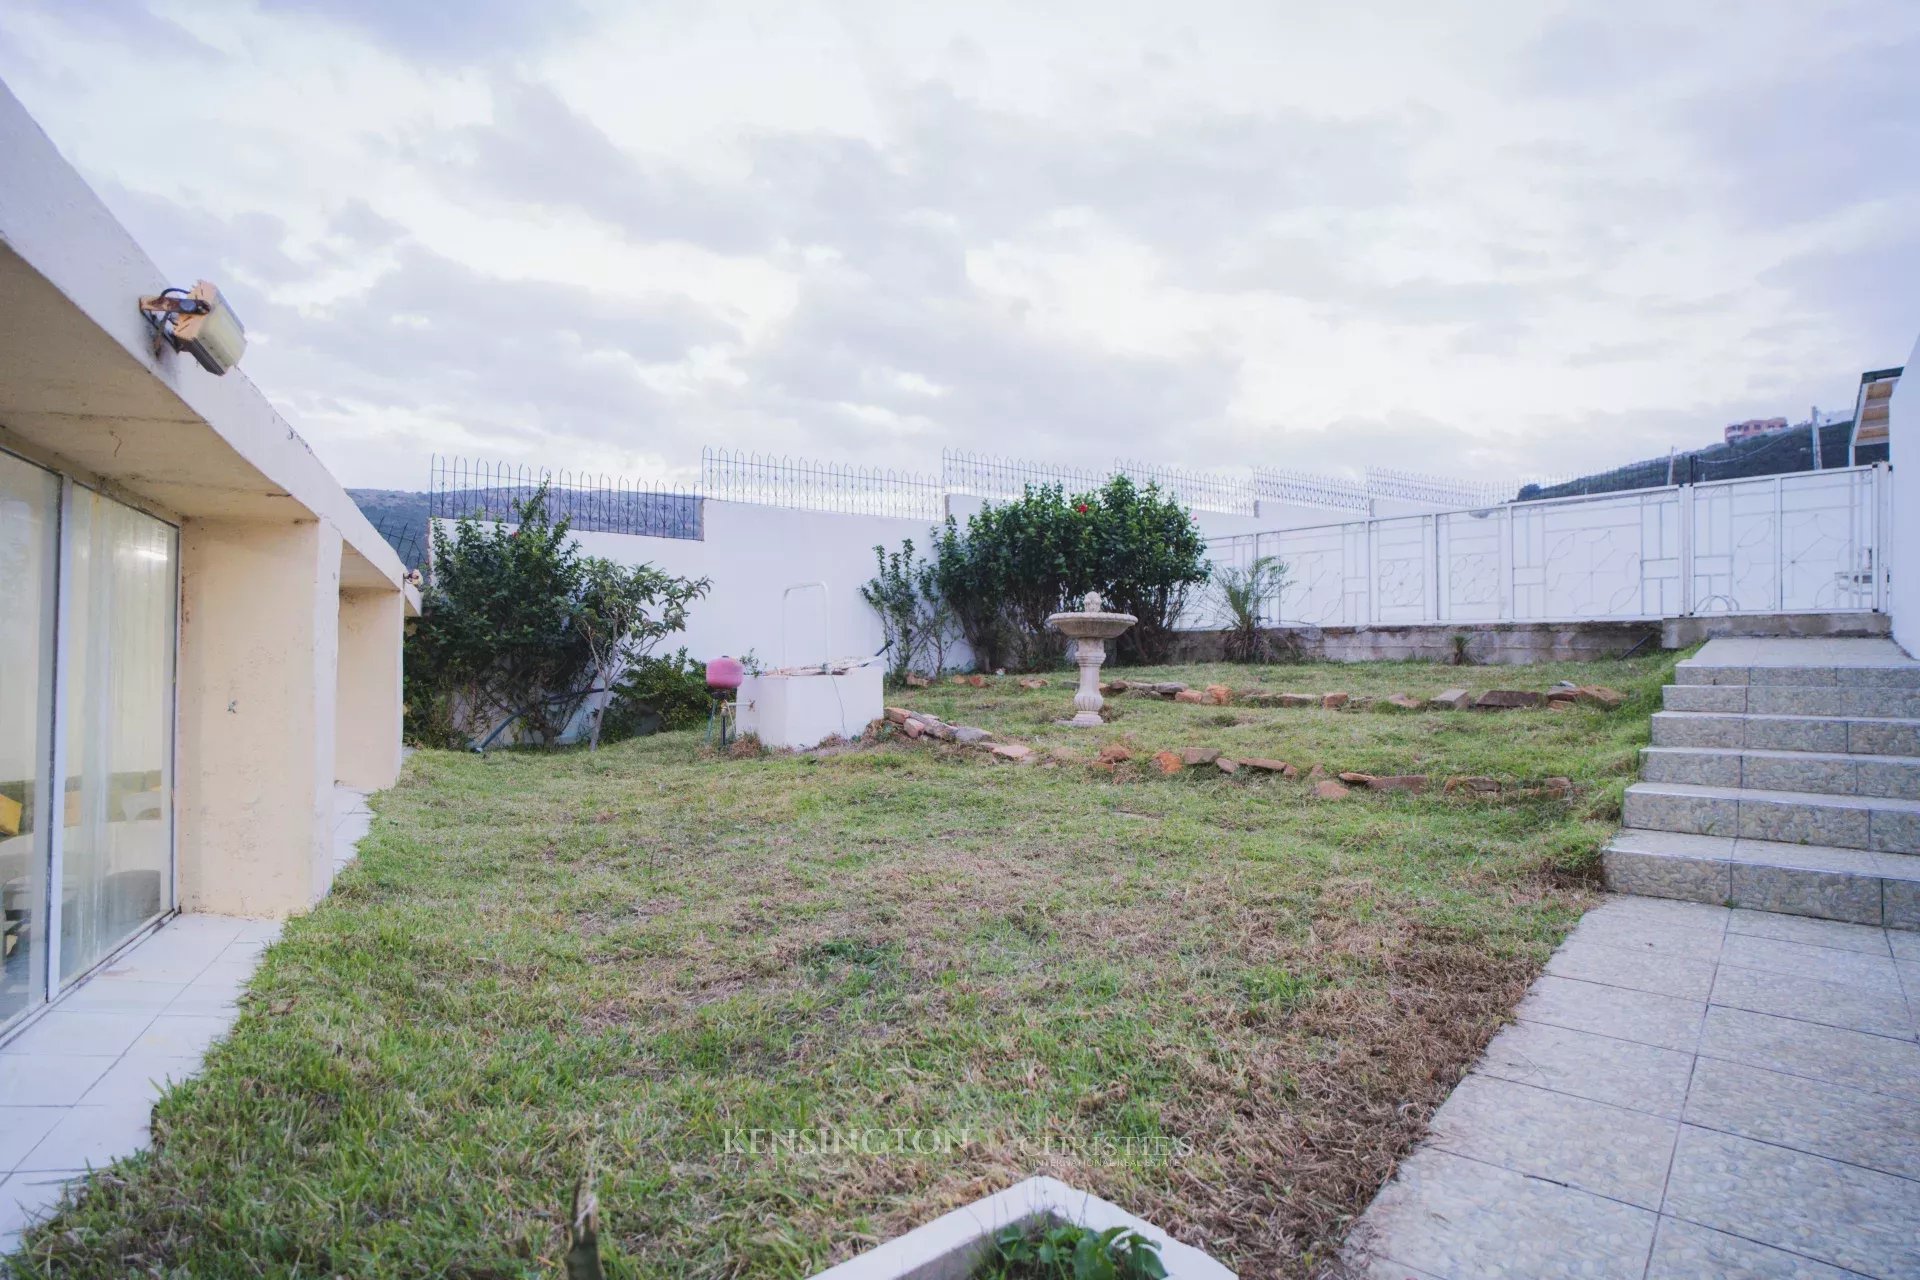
926 476 1206 670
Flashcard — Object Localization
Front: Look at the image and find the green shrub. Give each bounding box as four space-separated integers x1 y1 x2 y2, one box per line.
404 485 707 749
602 648 711 740
405 486 593 747
860 539 957 684
926 477 1206 671
1214 554 1291 663
976 1222 1168 1280
1085 475 1209 666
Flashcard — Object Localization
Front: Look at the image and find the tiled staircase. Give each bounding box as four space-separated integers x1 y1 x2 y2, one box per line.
1603 637 1920 930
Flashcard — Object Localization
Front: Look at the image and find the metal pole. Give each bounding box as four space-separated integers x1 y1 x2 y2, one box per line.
1680 483 1695 617
1774 475 1786 612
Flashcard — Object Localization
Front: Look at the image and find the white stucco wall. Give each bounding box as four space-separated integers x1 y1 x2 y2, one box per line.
563 501 954 669
1890 334 1920 656
453 485 1525 678
177 519 342 916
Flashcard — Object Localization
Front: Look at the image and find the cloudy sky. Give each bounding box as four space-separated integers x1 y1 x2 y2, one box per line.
1 1 1914 493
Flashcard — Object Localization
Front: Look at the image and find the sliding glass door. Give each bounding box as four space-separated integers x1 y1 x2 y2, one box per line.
0 451 178 1037
0 453 59 1035
57 486 177 986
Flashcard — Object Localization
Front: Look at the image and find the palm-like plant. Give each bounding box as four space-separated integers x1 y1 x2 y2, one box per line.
1215 554 1290 662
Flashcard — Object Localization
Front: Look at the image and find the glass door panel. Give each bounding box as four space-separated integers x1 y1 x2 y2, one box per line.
57 487 176 985
0 453 59 1033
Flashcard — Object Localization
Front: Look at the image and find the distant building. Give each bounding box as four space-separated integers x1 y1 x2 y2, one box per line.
1724 417 1790 445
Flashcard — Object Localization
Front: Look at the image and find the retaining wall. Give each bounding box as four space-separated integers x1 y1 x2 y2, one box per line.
1171 621 1662 665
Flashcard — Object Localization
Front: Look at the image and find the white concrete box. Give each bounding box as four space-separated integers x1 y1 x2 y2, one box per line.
736 663 884 750
807 1176 1235 1280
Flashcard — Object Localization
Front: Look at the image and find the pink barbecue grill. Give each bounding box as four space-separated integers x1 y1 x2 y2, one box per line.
705 656 744 745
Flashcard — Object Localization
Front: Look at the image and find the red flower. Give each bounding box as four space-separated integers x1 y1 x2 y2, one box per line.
1074 503 1090 514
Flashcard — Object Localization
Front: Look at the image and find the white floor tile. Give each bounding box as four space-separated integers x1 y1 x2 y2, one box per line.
217 939 269 965
53 977 188 1016
165 969 249 1016
0 1108 66 1173
0 1054 114 1106
0 1169 81 1246
78 1053 203 1107
16 1102 151 1172
133 1013 235 1057
0 1010 154 1058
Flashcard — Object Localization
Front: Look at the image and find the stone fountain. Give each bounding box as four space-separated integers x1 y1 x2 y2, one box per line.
1046 591 1138 727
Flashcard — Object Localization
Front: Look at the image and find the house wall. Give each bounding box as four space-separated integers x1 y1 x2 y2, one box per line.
1891 333 1920 656
0 82 418 940
176 519 343 916
335 589 405 791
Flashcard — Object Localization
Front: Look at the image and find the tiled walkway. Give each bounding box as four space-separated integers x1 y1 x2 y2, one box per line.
1350 895 1920 1279
0 785 372 1256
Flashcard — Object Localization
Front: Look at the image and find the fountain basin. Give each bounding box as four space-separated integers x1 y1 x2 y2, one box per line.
1046 592 1138 727
1044 611 1138 641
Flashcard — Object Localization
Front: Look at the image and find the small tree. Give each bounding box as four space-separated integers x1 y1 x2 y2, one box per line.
406 485 590 745
576 559 710 750
862 539 961 684
1214 555 1291 662
925 478 1207 671
406 484 707 749
931 516 1008 671
1084 475 1208 665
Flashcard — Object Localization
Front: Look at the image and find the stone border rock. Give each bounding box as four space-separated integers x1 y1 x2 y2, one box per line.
883 701 1586 799
1094 679 1626 715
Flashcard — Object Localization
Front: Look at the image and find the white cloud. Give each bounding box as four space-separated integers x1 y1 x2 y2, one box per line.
0 0 1913 493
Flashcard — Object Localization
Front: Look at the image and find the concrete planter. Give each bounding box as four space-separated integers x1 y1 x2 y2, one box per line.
808 1177 1236 1280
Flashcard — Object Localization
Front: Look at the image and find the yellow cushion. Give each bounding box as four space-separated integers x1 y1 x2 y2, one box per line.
0 792 21 838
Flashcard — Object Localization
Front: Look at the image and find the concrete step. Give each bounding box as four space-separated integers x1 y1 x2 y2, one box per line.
1622 781 1920 853
1662 683 1920 717
1601 829 1918 929
1675 657 1920 691
1649 711 1920 756
1639 746 1920 799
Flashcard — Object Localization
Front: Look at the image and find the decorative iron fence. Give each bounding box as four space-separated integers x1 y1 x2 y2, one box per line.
1364 467 1528 511
370 515 425 570
945 450 1286 514
1250 465 1371 512
700 447 945 519
1113 459 1258 514
940 449 1105 500
1202 464 1887 628
428 456 703 539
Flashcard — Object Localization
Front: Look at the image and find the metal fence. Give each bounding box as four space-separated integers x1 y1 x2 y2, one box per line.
1114 459 1258 514
370 515 425 570
1250 465 1371 512
941 450 1265 514
1365 466 1531 511
1520 421 1876 501
1203 463 1887 628
428 456 704 539
940 449 1107 501
701 447 945 519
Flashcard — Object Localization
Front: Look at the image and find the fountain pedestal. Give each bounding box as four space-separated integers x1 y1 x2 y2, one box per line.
1045 592 1138 727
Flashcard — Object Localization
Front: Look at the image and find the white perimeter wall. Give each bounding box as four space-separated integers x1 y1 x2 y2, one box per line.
530 502 963 670
1892 333 1920 656
442 493 1448 674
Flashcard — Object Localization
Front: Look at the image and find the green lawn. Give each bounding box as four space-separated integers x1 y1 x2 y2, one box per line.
13 651 1682 1279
